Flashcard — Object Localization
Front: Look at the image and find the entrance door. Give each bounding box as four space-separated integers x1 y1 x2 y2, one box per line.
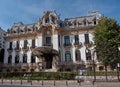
45 55 53 69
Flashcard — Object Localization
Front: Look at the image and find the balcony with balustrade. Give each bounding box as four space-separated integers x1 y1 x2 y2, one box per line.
15 47 21 52
74 42 83 48
7 48 13 52
22 46 29 51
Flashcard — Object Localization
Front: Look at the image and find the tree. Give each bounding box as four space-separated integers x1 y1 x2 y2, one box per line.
94 17 120 80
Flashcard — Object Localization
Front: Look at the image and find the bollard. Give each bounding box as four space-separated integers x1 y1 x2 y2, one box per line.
1 79 3 84
31 81 32 85
54 80 55 86
92 80 95 85
11 79 12 84
21 80 22 85
79 80 81 86
42 80 44 85
77 79 81 86
66 80 68 86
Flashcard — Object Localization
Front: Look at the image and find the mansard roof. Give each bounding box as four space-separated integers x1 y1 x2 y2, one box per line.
7 10 102 33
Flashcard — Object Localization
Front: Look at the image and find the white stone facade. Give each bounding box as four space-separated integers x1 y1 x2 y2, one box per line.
2 11 103 72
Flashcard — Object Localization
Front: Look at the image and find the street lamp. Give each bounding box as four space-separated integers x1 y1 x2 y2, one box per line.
90 48 96 82
92 50 96 81
117 47 120 81
117 63 120 81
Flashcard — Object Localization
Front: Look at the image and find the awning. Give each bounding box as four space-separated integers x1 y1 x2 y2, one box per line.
32 46 59 57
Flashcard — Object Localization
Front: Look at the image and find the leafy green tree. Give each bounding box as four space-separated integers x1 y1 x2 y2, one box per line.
94 17 120 80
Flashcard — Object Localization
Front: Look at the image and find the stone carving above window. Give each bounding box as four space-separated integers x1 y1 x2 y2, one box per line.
38 11 60 27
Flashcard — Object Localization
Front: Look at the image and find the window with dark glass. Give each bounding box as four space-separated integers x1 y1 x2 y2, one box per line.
52 16 55 23
46 37 51 46
64 36 70 46
15 54 19 63
84 34 89 44
58 35 60 46
9 42 12 50
94 20 96 25
16 41 19 49
74 35 79 44
68 22 72 26
65 51 71 62
8 55 12 63
75 50 81 61
31 54 36 63
32 39 35 48
24 40 28 48
23 54 27 63
45 17 49 23
84 21 86 26
86 49 91 60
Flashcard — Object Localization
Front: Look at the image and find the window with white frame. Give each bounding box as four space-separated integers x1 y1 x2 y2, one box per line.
65 51 71 62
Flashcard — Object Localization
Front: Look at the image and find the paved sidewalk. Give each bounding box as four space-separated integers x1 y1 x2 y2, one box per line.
0 80 120 87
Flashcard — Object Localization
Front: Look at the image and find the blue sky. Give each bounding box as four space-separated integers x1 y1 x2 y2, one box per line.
0 0 120 31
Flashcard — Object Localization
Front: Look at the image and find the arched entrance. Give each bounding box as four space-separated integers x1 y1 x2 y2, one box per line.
32 46 59 71
44 54 53 69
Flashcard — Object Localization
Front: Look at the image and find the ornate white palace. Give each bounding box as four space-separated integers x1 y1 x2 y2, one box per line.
2 11 103 72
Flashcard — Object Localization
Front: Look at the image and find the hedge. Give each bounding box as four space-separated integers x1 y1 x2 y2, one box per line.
0 72 77 80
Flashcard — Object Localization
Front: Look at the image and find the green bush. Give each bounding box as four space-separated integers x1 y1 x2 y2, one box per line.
0 71 77 80
87 71 119 76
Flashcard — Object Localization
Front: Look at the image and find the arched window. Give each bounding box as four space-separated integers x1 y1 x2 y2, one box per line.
15 54 19 63
31 54 36 63
85 49 91 60
23 54 27 63
8 55 12 63
45 17 49 23
65 51 71 62
75 50 81 61
51 16 55 23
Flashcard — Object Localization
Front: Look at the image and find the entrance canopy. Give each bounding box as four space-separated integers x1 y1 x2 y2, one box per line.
32 46 59 57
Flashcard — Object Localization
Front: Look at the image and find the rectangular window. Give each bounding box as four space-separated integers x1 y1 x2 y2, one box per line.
65 51 71 62
45 18 49 23
84 34 89 44
46 37 51 46
64 36 70 45
16 41 19 49
58 35 60 46
9 42 12 50
74 35 79 44
24 40 28 48
32 39 35 48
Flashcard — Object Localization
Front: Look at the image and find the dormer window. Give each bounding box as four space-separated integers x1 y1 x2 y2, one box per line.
20 30 24 32
93 17 97 25
13 31 16 33
84 21 86 26
28 29 31 31
94 20 96 25
45 17 49 23
68 22 72 26
52 16 55 23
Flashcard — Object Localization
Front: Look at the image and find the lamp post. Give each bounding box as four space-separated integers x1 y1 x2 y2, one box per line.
117 46 120 81
92 50 96 81
117 63 120 81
